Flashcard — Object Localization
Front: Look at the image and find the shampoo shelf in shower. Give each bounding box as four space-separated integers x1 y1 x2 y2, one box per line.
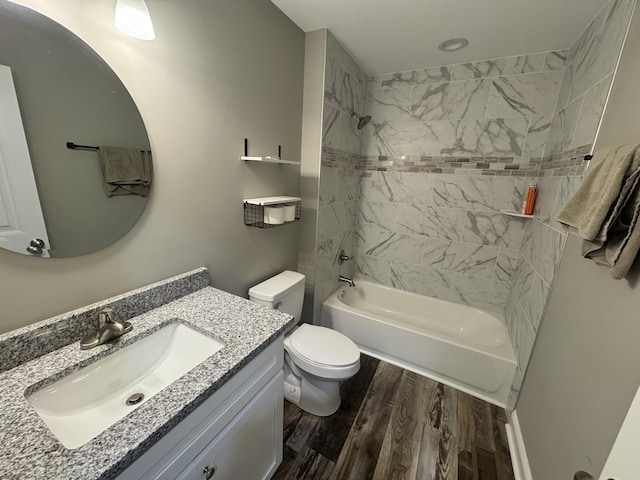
244 196 301 228
240 156 301 166
501 210 536 218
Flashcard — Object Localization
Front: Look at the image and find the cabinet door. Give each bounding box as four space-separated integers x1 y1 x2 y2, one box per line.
178 372 283 480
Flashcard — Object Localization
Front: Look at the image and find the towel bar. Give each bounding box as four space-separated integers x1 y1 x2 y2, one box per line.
66 142 150 154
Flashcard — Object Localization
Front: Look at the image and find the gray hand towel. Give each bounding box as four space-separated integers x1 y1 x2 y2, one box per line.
557 144 640 239
98 146 152 197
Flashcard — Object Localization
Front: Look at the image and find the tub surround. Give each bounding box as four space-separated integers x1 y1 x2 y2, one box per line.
0 269 294 480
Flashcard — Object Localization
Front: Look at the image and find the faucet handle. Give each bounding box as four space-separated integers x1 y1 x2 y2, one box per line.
97 308 116 327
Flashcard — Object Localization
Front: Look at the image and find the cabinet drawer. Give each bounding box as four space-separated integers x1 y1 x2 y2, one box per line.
177 371 283 480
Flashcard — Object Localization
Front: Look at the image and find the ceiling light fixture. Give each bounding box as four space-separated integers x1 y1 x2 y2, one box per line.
114 0 156 40
438 38 469 52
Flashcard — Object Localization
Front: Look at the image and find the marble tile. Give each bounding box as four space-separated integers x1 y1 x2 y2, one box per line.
450 274 509 313
523 115 552 158
318 202 351 240
462 212 526 249
396 204 465 239
495 249 520 283
390 262 453 299
432 175 515 211
521 268 550 333
411 78 491 121
354 254 392 284
357 200 397 230
366 231 425 264
512 306 537 369
366 87 413 123
327 31 368 94
319 165 337 206
440 118 529 157
336 167 360 202
533 176 561 224
371 65 452 89
572 74 613 149
521 219 567 285
568 1 608 66
322 104 363 155
570 0 635 103
362 113 442 157
421 239 499 279
543 50 569 71
555 60 574 109
354 226 384 256
359 171 435 205
544 98 583 156
450 53 545 80
325 56 366 117
486 71 562 118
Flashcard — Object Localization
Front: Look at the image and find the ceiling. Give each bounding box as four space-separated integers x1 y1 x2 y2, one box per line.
270 0 610 75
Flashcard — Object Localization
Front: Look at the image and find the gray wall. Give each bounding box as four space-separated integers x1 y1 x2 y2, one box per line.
516 3 640 479
0 0 304 333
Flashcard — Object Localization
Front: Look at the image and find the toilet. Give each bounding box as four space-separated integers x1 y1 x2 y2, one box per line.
249 271 360 416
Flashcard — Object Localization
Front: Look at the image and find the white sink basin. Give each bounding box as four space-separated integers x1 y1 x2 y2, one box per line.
27 323 224 449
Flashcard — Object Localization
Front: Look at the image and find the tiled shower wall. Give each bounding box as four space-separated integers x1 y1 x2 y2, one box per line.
354 50 567 314
506 0 636 407
313 33 367 322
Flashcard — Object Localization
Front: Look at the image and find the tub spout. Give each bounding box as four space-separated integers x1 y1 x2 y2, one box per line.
338 275 355 287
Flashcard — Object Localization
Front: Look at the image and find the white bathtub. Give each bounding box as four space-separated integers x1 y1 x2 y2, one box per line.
320 280 517 406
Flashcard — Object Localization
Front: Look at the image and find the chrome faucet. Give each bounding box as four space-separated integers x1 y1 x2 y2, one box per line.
80 308 132 350
338 275 355 287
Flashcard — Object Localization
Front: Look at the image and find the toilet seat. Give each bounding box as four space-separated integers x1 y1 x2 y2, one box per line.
285 324 360 379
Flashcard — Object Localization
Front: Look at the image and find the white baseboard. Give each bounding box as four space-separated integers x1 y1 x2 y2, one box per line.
505 410 533 480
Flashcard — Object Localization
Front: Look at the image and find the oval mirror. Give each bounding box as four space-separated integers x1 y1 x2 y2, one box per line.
0 1 151 258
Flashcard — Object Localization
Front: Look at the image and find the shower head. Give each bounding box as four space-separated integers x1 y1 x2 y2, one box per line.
351 112 371 129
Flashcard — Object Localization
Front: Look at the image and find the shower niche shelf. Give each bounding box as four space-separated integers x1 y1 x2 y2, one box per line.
244 196 301 228
501 210 536 219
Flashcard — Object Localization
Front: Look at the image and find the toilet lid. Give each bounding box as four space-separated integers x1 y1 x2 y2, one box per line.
287 324 359 367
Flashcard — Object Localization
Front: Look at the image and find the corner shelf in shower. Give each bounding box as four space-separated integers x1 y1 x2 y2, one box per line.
240 156 301 166
244 196 301 228
501 210 536 219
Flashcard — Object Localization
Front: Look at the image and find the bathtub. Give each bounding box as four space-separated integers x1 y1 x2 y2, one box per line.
320 280 517 406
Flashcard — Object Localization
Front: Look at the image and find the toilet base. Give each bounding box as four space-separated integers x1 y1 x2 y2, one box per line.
285 374 341 417
283 360 341 417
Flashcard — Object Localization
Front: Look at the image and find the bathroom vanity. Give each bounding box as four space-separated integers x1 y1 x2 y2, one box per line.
0 268 293 480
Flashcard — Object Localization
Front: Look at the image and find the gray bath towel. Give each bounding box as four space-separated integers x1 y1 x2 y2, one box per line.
557 145 640 239
557 144 640 279
98 146 152 197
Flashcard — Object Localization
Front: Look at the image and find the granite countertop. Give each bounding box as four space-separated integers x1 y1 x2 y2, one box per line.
0 270 293 480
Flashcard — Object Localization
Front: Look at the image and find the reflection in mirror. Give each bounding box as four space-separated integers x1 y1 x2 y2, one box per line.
0 1 152 258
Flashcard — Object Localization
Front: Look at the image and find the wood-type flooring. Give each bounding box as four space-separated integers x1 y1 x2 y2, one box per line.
273 355 514 480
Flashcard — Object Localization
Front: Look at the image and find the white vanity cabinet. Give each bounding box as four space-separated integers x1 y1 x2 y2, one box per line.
118 337 284 480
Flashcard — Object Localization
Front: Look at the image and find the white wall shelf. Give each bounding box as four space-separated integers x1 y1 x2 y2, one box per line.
244 196 301 228
501 210 535 219
240 156 300 166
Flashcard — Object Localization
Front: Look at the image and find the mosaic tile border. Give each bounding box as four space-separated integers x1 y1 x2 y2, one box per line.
321 145 592 178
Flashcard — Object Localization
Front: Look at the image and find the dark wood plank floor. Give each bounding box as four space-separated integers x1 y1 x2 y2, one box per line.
273 355 514 480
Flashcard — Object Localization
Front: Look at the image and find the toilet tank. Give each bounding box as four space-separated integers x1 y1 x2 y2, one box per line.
248 271 305 321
